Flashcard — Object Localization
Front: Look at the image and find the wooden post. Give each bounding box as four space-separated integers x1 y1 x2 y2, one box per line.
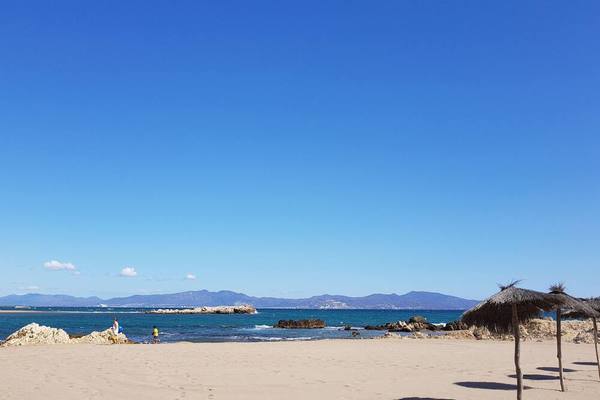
594 317 600 380
557 308 565 391
512 304 522 400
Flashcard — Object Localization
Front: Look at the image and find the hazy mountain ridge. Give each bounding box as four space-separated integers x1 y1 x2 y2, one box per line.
0 290 478 310
0 294 103 307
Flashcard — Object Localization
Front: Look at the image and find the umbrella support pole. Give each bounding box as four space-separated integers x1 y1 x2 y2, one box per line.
594 317 600 380
557 309 565 391
512 304 522 400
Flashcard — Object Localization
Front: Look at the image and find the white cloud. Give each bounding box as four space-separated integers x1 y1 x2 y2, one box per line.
185 273 196 280
120 267 137 277
44 260 76 271
20 285 40 291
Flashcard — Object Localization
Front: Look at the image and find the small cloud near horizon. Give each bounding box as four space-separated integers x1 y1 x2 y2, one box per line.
44 260 76 271
120 267 138 277
19 285 40 291
185 273 196 280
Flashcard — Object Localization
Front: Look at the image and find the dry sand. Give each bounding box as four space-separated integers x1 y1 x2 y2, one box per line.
1 339 599 400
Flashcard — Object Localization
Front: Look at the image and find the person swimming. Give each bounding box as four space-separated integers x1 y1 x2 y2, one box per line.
152 326 159 343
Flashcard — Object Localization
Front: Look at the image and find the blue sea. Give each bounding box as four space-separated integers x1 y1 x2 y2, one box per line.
0 308 464 343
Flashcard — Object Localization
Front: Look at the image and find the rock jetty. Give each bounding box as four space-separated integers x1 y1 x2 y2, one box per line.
146 305 256 314
274 319 326 329
0 323 130 347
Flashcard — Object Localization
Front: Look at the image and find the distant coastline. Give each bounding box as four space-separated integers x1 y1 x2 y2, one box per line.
0 290 479 310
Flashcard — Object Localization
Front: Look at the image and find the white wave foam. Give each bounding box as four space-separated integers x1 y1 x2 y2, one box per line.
249 336 284 341
324 326 365 330
248 336 313 341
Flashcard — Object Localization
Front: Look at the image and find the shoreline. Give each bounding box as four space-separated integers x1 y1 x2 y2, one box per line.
1 318 597 345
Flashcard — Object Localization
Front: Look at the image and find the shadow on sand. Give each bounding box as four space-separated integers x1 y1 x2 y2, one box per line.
537 367 578 373
454 381 531 391
508 374 558 381
572 361 598 366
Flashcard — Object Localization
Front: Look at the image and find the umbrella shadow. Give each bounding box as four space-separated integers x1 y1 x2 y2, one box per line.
537 367 578 373
454 381 532 391
508 374 558 381
572 361 598 366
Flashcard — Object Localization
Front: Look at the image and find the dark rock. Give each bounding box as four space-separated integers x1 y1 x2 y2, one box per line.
274 319 326 329
408 315 428 324
365 324 388 330
442 320 469 331
68 333 85 339
364 319 440 332
411 321 440 331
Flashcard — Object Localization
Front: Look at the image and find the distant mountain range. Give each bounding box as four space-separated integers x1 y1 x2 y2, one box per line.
0 290 479 310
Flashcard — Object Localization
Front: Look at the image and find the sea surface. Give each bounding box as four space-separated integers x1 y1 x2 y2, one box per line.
0 308 464 343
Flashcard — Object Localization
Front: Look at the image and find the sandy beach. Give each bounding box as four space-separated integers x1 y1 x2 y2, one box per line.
1 339 599 400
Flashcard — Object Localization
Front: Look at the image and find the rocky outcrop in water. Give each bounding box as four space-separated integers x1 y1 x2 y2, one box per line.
274 319 326 329
365 316 440 332
0 323 130 347
442 320 469 331
1 323 71 346
71 328 129 344
147 305 256 314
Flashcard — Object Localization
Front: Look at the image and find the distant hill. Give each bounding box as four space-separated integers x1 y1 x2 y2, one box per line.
0 290 479 310
0 294 103 307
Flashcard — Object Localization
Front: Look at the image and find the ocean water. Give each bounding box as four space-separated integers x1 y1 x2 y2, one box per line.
0 308 464 343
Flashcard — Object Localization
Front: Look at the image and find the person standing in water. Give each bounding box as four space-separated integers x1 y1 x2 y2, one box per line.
152 326 159 343
112 318 119 335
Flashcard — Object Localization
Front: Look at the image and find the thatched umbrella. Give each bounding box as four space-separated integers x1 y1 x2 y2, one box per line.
548 284 600 391
563 297 600 380
462 282 560 400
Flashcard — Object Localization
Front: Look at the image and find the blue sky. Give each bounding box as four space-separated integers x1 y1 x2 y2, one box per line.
1 1 598 299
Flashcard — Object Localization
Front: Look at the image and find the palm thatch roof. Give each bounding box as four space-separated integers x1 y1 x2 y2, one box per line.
562 296 600 319
462 282 560 333
587 298 600 312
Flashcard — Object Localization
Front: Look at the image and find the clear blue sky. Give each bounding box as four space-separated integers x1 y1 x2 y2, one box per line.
1 1 598 300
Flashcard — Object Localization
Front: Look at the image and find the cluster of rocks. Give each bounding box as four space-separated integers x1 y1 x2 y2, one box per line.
520 318 598 343
365 316 444 332
147 305 257 314
441 320 469 331
0 323 130 347
386 318 599 343
71 329 130 344
274 319 326 329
